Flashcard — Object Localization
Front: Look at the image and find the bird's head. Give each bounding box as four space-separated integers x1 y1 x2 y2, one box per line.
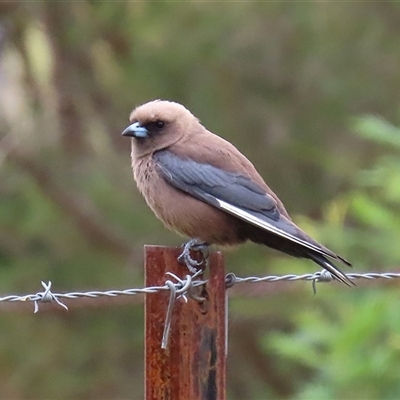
122 100 200 157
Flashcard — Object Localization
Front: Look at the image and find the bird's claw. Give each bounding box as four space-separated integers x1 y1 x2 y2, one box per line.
178 239 209 273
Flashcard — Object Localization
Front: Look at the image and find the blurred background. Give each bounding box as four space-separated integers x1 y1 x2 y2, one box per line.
1 2 400 399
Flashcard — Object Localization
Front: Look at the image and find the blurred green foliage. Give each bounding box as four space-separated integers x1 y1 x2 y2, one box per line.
265 116 400 399
1 2 400 399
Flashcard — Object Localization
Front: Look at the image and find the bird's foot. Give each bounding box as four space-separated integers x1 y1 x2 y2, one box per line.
178 239 210 274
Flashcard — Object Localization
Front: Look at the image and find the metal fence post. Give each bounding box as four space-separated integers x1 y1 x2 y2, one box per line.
145 245 226 400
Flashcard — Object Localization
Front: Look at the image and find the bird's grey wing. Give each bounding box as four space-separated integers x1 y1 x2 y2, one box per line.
153 150 334 258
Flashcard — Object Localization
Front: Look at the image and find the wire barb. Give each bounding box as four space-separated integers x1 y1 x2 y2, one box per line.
29 281 69 313
312 270 334 294
225 272 237 288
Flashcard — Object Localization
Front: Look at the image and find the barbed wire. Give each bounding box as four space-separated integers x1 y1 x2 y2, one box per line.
1 270 399 314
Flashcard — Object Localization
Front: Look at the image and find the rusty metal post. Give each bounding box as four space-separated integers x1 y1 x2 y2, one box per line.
145 245 226 400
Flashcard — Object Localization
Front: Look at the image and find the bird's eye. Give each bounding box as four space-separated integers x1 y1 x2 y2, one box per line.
155 120 165 129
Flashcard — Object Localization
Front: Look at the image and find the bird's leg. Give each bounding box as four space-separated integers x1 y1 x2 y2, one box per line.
178 238 210 273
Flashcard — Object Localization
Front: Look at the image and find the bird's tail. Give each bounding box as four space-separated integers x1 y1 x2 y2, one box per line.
305 251 355 287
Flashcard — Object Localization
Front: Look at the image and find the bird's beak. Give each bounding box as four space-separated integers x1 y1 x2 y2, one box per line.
121 122 148 138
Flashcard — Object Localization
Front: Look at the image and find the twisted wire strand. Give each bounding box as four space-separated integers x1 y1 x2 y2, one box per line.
232 271 400 284
0 271 399 313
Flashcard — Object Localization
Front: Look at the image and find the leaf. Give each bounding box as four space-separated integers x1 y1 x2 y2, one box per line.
352 115 400 149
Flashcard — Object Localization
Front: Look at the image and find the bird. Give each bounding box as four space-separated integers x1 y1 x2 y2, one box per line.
121 100 353 286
